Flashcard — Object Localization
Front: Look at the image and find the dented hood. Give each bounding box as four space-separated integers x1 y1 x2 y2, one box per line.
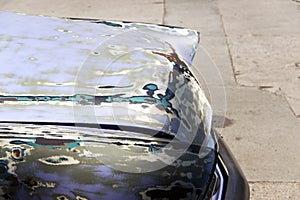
0 11 212 140
0 12 217 199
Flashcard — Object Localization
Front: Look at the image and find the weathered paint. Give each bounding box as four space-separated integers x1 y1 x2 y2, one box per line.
0 123 216 199
0 12 211 136
0 12 216 199
0 83 179 118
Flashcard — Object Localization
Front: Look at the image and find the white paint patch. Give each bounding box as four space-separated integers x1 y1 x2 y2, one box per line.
38 155 80 165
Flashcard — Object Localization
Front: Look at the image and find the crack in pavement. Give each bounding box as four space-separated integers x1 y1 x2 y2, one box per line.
216 1 237 84
216 0 300 120
162 0 166 25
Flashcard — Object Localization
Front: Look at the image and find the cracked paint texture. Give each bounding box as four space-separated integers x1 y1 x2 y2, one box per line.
0 12 215 199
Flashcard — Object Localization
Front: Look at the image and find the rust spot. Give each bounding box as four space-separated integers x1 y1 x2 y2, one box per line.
0 98 18 101
156 104 165 110
165 107 173 114
141 105 149 109
12 149 21 159
145 98 156 103
152 48 188 69
71 148 80 153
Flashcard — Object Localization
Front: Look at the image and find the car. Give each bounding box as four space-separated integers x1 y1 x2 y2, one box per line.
0 11 249 200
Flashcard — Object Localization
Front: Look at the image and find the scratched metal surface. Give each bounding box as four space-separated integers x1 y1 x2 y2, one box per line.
0 11 212 136
0 123 216 199
0 12 215 199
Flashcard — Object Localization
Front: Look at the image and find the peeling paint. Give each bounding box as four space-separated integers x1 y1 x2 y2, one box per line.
0 11 215 199
0 124 216 199
39 156 80 166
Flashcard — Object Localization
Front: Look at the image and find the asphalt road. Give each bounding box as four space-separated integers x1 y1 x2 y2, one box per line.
0 0 299 199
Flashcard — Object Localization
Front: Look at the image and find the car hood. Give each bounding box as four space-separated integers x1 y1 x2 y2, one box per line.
0 12 216 199
0 11 212 142
0 123 216 199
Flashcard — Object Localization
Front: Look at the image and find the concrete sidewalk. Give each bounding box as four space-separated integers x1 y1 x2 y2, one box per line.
0 0 299 199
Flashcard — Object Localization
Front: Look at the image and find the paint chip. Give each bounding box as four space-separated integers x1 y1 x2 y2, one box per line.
56 29 73 33
28 57 38 61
